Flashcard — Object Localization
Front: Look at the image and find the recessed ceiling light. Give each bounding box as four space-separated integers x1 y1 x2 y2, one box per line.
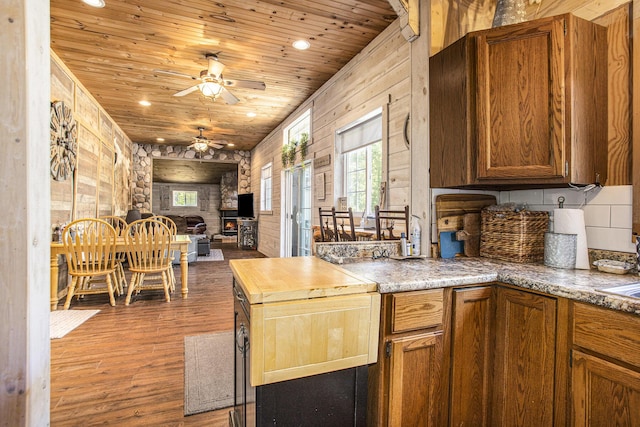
227 143 235 147
156 138 165 142
293 40 310 50
246 112 257 118
82 0 105 8
139 100 151 107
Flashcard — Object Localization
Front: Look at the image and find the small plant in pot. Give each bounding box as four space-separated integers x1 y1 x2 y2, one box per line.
281 141 297 169
299 133 309 162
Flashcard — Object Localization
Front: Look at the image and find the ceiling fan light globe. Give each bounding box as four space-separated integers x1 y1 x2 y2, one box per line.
199 82 223 97
192 141 209 152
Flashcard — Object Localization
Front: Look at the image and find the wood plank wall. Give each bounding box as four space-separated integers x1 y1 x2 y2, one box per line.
50 50 132 228
251 21 410 258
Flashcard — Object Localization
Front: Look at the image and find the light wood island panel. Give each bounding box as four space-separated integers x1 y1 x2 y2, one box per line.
252 292 380 386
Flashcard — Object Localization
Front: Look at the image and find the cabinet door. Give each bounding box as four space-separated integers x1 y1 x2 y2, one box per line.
492 287 557 426
475 17 565 181
450 287 494 427
388 332 443 427
572 350 640 426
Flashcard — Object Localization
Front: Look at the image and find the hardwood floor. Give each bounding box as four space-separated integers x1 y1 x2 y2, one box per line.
50 242 265 426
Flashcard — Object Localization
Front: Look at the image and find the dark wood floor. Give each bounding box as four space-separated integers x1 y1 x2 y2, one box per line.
50 242 265 426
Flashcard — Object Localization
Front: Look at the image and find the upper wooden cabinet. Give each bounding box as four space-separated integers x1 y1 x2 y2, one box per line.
430 14 608 188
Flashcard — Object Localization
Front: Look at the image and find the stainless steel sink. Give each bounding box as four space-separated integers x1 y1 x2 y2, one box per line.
599 283 640 298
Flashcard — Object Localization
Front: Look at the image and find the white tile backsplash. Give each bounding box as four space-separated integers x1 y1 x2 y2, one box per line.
588 185 632 205
543 188 588 207
513 185 633 253
582 205 611 228
430 186 634 254
586 226 636 253
508 189 544 205
611 205 633 228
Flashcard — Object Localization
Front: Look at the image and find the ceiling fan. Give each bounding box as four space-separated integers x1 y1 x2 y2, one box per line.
155 53 266 105
188 127 226 153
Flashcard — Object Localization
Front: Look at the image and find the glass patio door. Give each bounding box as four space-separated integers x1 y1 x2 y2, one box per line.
282 162 312 257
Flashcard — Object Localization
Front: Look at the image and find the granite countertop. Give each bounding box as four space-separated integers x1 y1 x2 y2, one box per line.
340 257 640 315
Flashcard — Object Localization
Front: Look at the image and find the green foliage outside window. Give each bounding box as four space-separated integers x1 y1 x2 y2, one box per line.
345 141 381 215
173 190 198 207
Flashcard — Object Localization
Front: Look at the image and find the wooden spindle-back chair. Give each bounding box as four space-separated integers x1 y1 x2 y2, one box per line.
100 215 128 293
124 218 173 305
150 215 178 291
332 207 356 241
318 207 337 242
62 218 118 309
375 205 410 240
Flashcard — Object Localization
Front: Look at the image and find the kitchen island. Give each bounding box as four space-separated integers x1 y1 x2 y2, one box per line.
229 256 380 427
338 257 640 426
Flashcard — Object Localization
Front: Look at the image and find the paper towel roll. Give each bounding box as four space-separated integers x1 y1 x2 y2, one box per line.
553 209 589 269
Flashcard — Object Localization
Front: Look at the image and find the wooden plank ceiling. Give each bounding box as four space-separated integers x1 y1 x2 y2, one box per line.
50 0 397 152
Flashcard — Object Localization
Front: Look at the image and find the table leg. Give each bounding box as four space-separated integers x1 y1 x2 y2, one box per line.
50 253 59 310
180 244 188 298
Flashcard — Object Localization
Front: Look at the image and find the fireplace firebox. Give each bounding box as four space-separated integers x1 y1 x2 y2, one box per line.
220 209 238 235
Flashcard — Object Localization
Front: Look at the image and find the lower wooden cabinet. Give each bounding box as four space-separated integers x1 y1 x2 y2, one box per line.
388 332 443 427
492 286 559 426
571 302 640 426
368 288 446 427
369 285 640 427
450 286 494 426
572 350 640 426
449 285 565 426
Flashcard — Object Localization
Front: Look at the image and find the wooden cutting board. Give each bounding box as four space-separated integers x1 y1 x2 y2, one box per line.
435 194 496 257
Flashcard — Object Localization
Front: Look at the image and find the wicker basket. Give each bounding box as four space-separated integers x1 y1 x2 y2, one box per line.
480 209 549 263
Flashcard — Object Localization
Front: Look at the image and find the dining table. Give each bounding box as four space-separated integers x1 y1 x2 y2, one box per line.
49 234 192 310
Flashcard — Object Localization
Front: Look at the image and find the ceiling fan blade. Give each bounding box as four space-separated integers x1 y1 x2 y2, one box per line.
209 141 225 149
173 85 200 97
219 87 240 105
224 79 266 91
154 69 198 80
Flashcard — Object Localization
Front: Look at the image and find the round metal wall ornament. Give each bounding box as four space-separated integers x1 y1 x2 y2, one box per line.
50 101 78 181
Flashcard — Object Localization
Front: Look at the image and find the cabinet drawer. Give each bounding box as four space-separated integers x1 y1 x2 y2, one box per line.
572 302 640 368
392 289 443 333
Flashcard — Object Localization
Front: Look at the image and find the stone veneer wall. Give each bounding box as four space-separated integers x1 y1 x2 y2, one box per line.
131 143 251 212
220 171 239 209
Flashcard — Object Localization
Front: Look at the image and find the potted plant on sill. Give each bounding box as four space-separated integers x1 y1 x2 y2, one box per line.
281 133 310 170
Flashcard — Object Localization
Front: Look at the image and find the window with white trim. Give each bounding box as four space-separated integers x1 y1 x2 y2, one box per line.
283 109 311 166
260 163 273 211
172 190 198 207
336 109 383 216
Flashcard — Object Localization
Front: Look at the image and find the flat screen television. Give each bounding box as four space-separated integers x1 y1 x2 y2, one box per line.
237 193 254 218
